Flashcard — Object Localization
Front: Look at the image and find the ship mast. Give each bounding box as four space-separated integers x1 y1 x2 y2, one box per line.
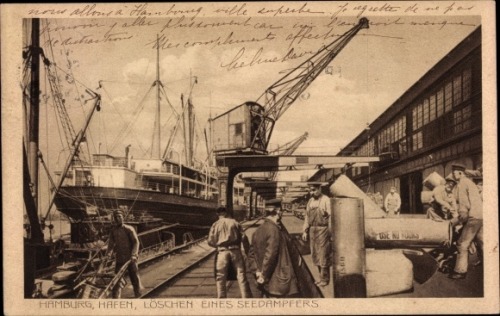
187 71 196 168
23 18 45 297
155 34 161 159
29 18 41 211
181 72 197 168
25 18 44 243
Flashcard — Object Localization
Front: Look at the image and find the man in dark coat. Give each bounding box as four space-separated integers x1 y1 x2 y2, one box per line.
249 199 299 298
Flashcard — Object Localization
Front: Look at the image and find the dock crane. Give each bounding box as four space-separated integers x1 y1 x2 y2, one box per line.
211 18 369 156
268 132 309 156
228 131 308 218
268 132 308 181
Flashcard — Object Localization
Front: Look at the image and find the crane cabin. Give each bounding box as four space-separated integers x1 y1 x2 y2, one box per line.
211 101 272 156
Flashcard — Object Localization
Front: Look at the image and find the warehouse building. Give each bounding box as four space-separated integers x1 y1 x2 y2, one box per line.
333 26 482 214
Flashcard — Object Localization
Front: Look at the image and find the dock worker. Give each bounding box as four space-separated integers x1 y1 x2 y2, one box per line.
449 163 483 280
427 176 458 221
384 186 402 217
207 207 252 298
302 183 332 287
426 176 461 269
106 210 143 298
249 199 299 298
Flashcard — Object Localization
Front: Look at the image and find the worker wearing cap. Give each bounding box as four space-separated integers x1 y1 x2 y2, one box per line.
249 200 299 298
449 163 483 280
384 186 401 217
106 210 143 298
207 207 252 298
427 176 458 221
302 183 332 287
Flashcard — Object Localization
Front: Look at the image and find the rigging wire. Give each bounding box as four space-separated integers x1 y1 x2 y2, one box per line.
97 60 152 156
40 25 79 155
96 81 145 153
51 95 69 155
150 110 159 158
107 84 155 155
159 84 178 116
50 19 92 160
97 99 107 155
42 21 97 165
44 65 50 219
194 113 209 163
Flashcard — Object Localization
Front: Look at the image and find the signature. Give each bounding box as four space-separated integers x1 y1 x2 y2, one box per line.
220 46 316 71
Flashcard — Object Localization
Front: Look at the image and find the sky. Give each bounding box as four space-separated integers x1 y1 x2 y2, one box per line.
4 3 498 312
24 2 482 189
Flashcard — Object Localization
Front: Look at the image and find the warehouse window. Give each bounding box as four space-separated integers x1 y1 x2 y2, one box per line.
462 67 472 101
369 138 375 156
399 138 408 156
454 105 472 133
401 117 406 138
412 104 422 131
395 121 400 141
412 107 417 131
436 89 444 117
412 132 423 151
453 75 462 106
423 98 429 125
359 139 374 157
417 103 423 129
429 94 436 121
398 63 473 154
395 116 406 140
444 82 453 113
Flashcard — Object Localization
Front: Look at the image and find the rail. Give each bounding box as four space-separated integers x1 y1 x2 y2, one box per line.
138 217 264 298
137 225 177 263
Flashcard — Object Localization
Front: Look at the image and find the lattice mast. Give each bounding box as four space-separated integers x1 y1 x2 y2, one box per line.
252 18 369 152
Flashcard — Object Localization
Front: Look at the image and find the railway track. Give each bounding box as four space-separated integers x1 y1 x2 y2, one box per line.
121 217 264 299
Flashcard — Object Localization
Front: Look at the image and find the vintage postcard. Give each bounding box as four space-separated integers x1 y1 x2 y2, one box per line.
2 1 498 315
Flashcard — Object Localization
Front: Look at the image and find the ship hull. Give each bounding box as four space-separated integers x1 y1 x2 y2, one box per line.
54 186 219 227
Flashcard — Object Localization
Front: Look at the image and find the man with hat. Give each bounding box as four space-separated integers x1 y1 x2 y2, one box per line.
105 210 143 298
302 183 332 287
249 199 299 298
449 163 483 279
384 186 402 217
427 176 458 221
207 207 252 298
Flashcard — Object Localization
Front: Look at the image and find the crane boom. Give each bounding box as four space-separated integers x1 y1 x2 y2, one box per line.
269 132 308 181
211 18 368 156
269 132 309 156
260 18 369 121
252 18 369 151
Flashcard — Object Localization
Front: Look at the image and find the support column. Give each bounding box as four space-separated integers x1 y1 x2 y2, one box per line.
225 169 237 218
332 197 367 298
218 173 228 207
253 192 259 217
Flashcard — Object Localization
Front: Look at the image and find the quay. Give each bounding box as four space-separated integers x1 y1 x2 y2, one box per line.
120 213 482 299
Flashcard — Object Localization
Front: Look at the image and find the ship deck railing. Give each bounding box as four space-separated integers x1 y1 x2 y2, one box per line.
137 179 218 201
137 225 177 262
